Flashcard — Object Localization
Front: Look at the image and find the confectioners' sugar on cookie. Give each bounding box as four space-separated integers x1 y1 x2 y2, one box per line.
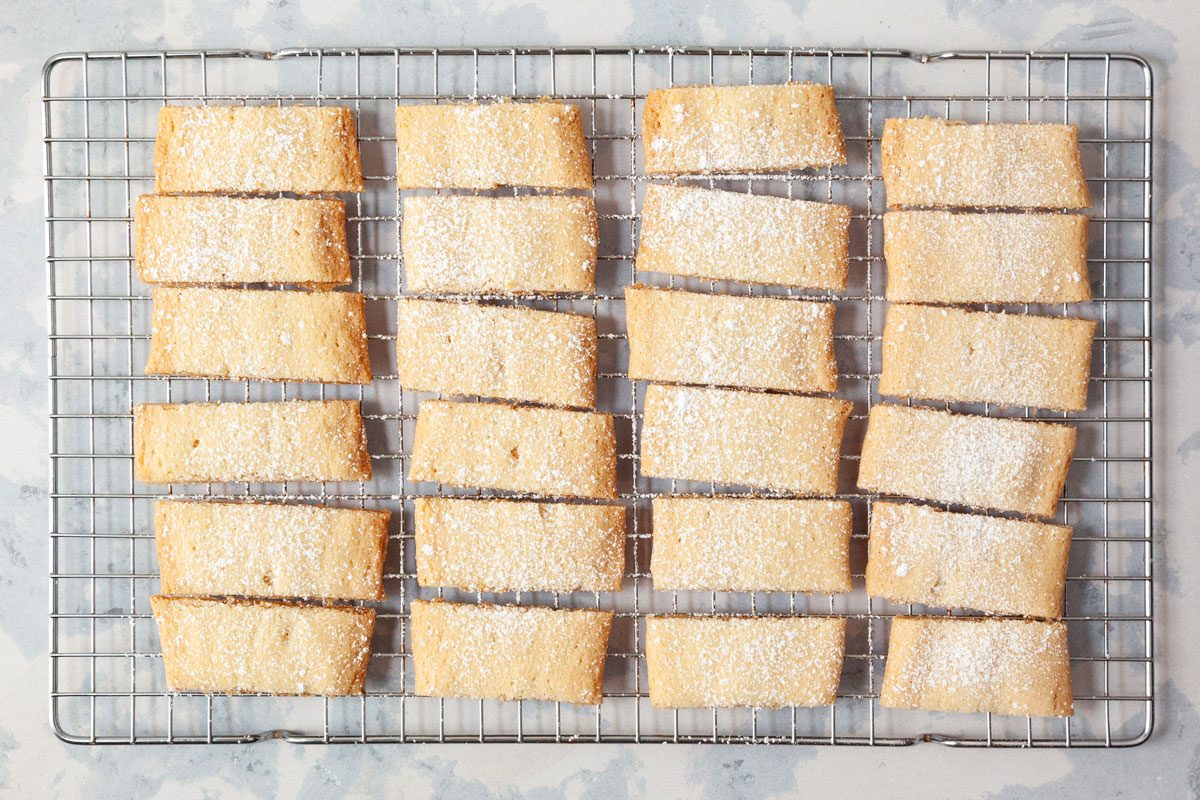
151 596 374 695
134 400 372 484
883 210 1090 304
642 83 846 174
415 498 624 593
866 502 1071 618
396 298 597 408
645 615 846 708
154 105 363 194
640 384 851 494
411 600 612 704
857 404 1075 518
881 616 1073 717
156 500 389 601
402 194 598 294
881 117 1090 208
146 287 371 384
135 195 351 287
651 497 851 593
636 184 850 290
879 304 1096 411
395 101 592 189
625 285 837 393
410 400 617 499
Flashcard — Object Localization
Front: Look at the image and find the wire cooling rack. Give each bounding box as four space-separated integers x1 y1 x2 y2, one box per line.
44 47 1153 746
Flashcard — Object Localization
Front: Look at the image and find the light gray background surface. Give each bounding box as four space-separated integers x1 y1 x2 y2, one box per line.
3 1 1197 797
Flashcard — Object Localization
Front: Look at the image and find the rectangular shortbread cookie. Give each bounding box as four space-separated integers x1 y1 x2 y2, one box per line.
395 101 593 189
414 498 624 593
881 118 1090 208
151 596 375 695
642 83 846 174
881 616 1073 717
410 600 613 704
865 502 1072 618
146 287 371 384
880 304 1096 412
645 615 846 708
651 497 852 593
396 298 597 409
154 105 363 194
624 285 837 393
857 404 1076 518
884 211 1090 304
402 195 598 294
134 400 371 484
409 400 617 499
134 195 351 287
635 184 851 290
640 384 851 494
156 500 389 601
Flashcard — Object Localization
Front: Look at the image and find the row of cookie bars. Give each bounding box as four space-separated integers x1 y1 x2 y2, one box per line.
393 99 618 705
850 115 1095 718
631 84 852 709
139 106 383 695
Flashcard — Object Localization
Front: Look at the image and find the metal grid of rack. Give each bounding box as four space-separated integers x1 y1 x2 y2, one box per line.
45 47 1153 746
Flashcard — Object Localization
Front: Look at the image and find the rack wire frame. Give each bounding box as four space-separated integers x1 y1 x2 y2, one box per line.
44 46 1154 747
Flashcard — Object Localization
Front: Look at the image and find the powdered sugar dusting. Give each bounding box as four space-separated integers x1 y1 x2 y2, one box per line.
155 106 363 194
867 502 1072 618
135 400 371 483
414 497 624 592
857 403 1075 518
396 100 592 189
146 286 371 384
883 210 1091 304
411 599 612 704
636 184 850 290
396 297 597 408
156 500 389 601
642 83 846 174
640 384 851 494
651 497 851 593
646 615 846 708
625 285 837 393
135 195 350 287
879 304 1096 411
402 194 598 294
151 596 374 695
409 400 616 499
881 117 1090 209
882 616 1072 717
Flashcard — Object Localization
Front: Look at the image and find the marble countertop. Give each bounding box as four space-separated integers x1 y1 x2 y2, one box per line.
3 0 1197 797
